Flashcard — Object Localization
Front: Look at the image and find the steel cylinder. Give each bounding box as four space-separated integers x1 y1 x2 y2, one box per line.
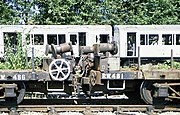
79 42 118 55
51 43 72 55
79 46 94 54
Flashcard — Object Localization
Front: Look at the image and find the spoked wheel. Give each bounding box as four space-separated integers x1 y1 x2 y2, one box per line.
140 81 154 104
49 59 71 81
0 82 26 106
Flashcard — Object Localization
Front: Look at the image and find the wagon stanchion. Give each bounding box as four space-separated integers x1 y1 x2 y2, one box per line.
138 46 141 70
31 46 36 80
171 49 173 69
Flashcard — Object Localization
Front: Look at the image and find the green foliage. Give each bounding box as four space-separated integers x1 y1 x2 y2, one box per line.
0 34 26 69
151 60 180 70
32 0 180 25
0 1 18 24
1 0 180 24
0 34 41 70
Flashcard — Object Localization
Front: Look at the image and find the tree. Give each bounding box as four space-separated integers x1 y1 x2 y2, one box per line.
0 1 17 24
33 0 104 24
123 0 180 24
1 0 180 25
4 0 36 24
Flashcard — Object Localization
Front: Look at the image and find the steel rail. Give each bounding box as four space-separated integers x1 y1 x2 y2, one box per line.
0 105 180 115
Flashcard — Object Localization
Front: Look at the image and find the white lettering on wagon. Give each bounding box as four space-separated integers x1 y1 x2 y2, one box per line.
101 73 124 79
13 74 26 80
0 74 5 80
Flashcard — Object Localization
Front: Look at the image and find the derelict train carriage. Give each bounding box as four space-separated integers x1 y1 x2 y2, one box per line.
0 25 112 58
0 25 180 107
113 25 180 66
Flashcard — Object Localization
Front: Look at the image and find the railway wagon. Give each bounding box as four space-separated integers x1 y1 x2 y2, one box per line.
0 25 180 107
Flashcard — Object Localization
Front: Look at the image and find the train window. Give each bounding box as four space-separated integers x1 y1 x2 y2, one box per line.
47 34 57 45
99 34 109 43
58 34 66 44
70 34 77 45
140 34 159 45
3 32 19 48
79 32 86 46
149 34 159 45
176 34 180 45
162 34 172 45
140 34 145 45
26 34 30 45
4 32 18 46
34 34 44 45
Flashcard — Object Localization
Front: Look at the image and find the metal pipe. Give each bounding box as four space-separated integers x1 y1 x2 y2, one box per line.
31 47 36 80
171 49 173 69
138 46 141 70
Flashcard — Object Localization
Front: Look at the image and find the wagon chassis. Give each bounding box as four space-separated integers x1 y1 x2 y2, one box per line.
0 69 180 106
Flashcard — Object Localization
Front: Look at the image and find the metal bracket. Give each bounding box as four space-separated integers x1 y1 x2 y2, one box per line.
46 82 64 92
107 80 125 90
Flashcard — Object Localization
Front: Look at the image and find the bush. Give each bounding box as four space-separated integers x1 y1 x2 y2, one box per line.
0 33 41 70
151 60 180 70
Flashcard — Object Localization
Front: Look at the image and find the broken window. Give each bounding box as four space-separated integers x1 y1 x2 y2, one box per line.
149 34 159 45
58 34 66 44
79 32 86 46
140 34 158 45
26 34 30 45
176 34 180 45
99 34 109 43
3 32 18 46
162 34 172 45
70 34 77 45
140 34 145 45
47 34 57 45
34 34 44 45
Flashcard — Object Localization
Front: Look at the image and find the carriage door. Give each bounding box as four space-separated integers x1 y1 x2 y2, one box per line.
68 32 86 57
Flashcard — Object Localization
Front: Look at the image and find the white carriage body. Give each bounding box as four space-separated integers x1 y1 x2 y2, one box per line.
114 25 180 59
1 25 180 60
0 25 112 58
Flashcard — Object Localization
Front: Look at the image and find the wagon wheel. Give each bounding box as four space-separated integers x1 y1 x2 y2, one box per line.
140 81 153 104
16 82 26 104
140 81 167 108
49 59 71 81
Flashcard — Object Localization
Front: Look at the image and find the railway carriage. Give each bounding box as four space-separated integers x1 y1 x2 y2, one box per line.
0 25 112 58
114 25 180 65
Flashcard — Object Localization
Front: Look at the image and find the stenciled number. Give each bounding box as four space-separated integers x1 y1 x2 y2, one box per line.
13 74 26 80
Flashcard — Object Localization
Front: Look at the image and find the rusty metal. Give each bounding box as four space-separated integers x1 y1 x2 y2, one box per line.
79 42 118 55
0 104 180 114
141 70 180 80
51 43 72 55
168 86 180 97
153 82 180 100
89 70 97 86
168 96 180 99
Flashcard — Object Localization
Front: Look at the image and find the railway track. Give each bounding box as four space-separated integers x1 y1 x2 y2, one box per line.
0 105 180 115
